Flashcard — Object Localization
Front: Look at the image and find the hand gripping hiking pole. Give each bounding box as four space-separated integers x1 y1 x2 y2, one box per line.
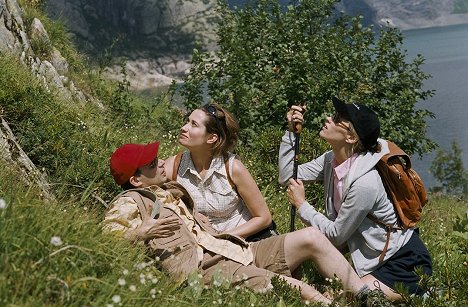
290 107 303 232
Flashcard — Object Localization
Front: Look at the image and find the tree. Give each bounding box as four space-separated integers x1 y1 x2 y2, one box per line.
430 141 468 196
176 0 435 155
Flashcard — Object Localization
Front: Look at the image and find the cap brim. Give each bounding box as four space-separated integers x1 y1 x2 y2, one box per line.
138 141 160 167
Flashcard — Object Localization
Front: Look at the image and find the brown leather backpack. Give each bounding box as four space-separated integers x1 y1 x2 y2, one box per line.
367 140 428 262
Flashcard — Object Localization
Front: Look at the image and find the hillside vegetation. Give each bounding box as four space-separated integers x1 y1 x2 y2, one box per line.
1 1 467 306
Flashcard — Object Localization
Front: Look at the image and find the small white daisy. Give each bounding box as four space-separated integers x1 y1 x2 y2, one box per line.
111 294 121 303
50 236 63 246
118 278 126 286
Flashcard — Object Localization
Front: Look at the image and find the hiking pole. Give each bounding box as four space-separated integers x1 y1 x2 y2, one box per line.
290 106 303 232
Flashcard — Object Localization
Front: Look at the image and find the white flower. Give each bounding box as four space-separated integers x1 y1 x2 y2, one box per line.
50 236 63 246
118 278 126 286
129 285 136 292
150 289 156 295
151 278 158 284
135 262 146 270
0 198 6 209
106 304 114 307
111 294 121 303
122 269 129 275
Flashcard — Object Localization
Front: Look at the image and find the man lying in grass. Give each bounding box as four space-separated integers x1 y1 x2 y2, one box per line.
102 141 373 304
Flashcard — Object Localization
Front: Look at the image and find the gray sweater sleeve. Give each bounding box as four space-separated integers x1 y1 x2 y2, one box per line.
297 174 379 246
278 131 326 186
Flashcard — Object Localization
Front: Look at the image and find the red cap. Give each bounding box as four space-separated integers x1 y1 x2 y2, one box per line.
110 142 160 185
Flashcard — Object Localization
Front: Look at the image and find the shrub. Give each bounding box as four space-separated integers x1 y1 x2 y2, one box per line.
176 0 435 156
430 140 468 196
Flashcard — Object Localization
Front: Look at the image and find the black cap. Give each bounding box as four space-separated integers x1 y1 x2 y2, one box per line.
332 97 380 150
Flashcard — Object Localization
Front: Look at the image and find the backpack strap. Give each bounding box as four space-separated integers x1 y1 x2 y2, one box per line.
108 188 161 219
223 153 236 189
171 152 183 181
366 213 404 263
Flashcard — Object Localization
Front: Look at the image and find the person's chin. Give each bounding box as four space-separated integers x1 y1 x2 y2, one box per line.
318 129 325 138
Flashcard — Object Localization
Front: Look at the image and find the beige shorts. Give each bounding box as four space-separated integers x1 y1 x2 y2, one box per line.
199 234 290 291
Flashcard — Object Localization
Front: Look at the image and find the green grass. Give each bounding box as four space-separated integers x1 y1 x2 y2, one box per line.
0 162 305 306
1 157 467 306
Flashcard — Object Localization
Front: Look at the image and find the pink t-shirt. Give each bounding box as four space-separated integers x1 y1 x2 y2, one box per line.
332 154 358 213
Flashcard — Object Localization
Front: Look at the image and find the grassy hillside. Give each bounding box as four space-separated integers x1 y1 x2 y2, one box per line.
1 2 467 306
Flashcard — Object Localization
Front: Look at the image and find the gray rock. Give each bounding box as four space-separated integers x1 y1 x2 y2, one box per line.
0 0 29 54
1 117 55 201
50 47 69 75
30 17 50 43
45 0 219 56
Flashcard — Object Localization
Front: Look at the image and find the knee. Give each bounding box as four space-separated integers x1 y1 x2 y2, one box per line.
300 227 330 250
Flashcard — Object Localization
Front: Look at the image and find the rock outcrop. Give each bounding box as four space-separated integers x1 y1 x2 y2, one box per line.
0 0 102 198
45 0 219 90
1 0 97 106
340 0 468 30
42 0 468 91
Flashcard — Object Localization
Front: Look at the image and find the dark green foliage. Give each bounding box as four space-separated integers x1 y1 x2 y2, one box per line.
236 126 327 232
430 140 468 196
177 0 435 155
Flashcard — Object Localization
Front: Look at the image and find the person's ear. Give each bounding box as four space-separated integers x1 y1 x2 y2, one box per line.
129 174 143 187
345 132 358 145
206 133 218 144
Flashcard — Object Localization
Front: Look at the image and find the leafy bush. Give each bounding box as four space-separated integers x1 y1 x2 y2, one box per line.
430 140 468 196
176 0 435 156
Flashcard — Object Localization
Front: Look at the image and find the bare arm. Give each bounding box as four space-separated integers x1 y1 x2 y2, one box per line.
226 159 272 238
164 155 176 181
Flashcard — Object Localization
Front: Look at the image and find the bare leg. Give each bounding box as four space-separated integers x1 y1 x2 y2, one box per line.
361 274 402 300
284 227 365 294
278 274 332 304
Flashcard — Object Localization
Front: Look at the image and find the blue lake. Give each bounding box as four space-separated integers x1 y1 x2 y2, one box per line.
402 23 468 188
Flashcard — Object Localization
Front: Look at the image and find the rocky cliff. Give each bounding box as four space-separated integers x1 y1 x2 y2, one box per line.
341 0 468 29
45 0 219 90
41 0 468 90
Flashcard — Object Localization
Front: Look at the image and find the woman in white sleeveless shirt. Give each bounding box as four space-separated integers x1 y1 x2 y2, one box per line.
165 103 273 240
